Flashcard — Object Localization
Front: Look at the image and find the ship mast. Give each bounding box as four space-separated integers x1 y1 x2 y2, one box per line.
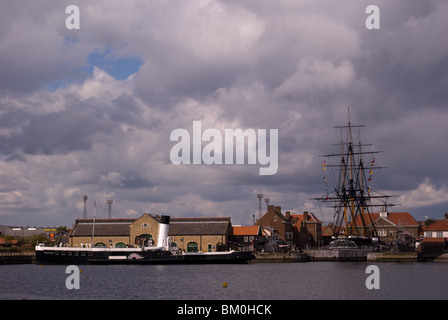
314 109 394 239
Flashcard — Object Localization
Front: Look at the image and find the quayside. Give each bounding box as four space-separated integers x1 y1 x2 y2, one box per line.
35 215 254 265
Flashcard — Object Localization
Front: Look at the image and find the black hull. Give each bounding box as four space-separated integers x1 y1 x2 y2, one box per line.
35 248 254 265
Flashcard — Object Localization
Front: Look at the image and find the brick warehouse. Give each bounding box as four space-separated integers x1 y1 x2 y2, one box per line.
69 214 231 252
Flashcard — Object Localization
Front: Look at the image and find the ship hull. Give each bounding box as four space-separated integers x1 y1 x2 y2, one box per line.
35 246 254 265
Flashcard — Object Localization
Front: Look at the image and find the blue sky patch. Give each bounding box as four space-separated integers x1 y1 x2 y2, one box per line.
87 48 143 80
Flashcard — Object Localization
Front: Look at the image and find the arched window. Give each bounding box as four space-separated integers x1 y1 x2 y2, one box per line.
187 242 199 252
115 242 127 248
94 242 106 247
141 223 150 228
135 234 153 246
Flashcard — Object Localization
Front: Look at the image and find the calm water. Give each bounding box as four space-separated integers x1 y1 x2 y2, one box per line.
1 262 447 300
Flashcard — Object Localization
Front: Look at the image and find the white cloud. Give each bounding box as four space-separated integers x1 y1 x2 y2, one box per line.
0 1 447 226
398 1 448 68
100 171 125 187
275 60 355 97
398 178 448 208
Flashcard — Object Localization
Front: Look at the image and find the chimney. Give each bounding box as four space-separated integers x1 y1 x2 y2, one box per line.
275 206 281 213
445 213 448 220
303 211 309 221
286 211 291 219
267 205 274 214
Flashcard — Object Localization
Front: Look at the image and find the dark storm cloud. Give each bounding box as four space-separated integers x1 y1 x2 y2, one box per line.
0 0 447 226
0 98 121 156
19 109 105 155
0 1 90 92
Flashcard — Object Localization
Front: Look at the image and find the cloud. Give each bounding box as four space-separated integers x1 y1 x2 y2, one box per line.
0 0 447 227
275 60 356 98
398 178 448 208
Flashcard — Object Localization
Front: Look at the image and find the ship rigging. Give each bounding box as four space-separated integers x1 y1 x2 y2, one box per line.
314 110 395 240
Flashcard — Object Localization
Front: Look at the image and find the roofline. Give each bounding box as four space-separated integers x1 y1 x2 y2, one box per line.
75 218 138 223
171 217 231 221
231 225 260 236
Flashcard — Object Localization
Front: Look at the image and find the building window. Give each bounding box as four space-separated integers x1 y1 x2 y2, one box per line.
187 242 198 252
94 242 106 247
141 223 150 228
436 232 443 238
273 216 277 222
426 232 432 238
244 236 248 242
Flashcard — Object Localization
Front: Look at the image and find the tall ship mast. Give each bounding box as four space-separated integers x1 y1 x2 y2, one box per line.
315 109 394 240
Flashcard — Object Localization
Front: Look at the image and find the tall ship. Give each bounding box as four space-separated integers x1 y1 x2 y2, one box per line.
35 215 254 265
314 110 395 249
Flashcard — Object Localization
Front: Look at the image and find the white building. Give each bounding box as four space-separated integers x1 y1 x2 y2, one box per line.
424 218 448 238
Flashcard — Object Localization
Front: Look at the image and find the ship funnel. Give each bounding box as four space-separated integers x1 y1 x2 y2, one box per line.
157 215 170 248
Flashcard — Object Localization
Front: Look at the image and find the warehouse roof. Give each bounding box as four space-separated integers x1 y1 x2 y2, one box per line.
70 218 137 237
69 216 232 237
169 217 231 236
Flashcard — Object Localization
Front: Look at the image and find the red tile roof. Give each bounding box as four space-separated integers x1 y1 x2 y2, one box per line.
232 225 260 236
425 219 448 231
353 212 418 226
291 213 321 224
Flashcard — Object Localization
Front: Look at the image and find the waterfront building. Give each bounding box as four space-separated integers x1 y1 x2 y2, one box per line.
291 211 323 247
352 208 419 243
255 205 323 249
69 214 164 248
423 215 448 239
255 205 294 247
68 214 232 252
168 217 232 252
420 216 448 253
229 225 265 251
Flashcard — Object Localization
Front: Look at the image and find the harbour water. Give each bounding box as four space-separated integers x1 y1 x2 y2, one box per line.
1 262 447 300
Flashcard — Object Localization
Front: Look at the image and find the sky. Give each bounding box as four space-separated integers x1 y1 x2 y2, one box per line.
0 0 447 228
